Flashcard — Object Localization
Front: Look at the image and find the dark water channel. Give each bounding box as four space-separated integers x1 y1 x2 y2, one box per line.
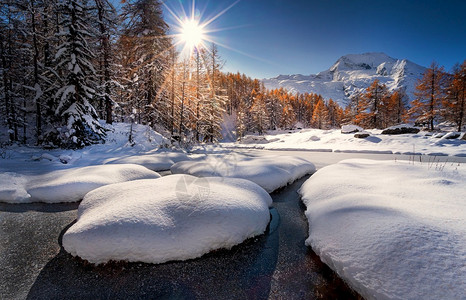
0 175 359 299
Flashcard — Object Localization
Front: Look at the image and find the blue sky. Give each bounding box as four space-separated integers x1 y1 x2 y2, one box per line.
163 0 466 79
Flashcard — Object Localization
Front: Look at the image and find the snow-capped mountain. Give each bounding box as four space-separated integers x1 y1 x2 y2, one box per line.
262 52 426 106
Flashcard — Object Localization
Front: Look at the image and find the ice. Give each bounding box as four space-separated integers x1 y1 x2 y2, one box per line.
171 154 316 192
0 164 160 203
63 174 272 264
299 159 466 300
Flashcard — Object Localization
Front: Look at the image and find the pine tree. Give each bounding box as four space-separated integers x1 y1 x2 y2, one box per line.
410 62 447 130
49 0 105 148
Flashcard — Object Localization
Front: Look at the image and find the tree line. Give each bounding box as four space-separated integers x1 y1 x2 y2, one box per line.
1 0 465 148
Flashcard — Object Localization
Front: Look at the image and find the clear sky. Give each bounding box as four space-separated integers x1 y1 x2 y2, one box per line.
163 0 466 79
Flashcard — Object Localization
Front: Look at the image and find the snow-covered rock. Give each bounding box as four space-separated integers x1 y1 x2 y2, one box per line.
381 124 420 135
353 131 370 138
263 52 426 106
103 151 190 171
299 159 466 300
0 164 160 203
341 125 363 134
63 175 272 264
171 154 316 193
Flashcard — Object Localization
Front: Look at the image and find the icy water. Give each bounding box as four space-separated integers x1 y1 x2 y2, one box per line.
0 175 360 300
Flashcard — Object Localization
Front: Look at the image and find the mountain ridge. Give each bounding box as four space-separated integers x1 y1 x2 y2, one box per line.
262 52 426 106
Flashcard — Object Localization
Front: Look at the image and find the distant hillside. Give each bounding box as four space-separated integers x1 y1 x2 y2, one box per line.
262 52 426 107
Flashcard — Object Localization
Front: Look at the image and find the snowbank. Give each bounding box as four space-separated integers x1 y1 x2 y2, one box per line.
224 128 466 156
63 174 272 264
171 154 316 193
103 151 189 171
299 159 466 300
0 164 160 203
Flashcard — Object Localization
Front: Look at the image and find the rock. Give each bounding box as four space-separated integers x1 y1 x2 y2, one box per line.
443 132 461 139
381 124 420 135
354 132 370 138
342 125 363 134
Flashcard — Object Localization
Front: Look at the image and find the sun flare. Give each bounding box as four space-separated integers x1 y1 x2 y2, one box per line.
180 19 205 48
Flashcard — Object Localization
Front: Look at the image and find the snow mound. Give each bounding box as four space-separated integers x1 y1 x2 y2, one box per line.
63 175 272 264
171 154 316 193
299 159 466 300
0 164 160 203
341 125 363 134
103 151 190 171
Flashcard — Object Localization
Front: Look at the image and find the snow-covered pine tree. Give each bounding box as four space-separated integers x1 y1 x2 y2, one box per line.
49 0 105 148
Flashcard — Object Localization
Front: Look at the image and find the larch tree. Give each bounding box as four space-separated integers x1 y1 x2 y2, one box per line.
444 61 466 131
250 89 269 135
357 79 390 128
410 62 447 131
311 98 329 129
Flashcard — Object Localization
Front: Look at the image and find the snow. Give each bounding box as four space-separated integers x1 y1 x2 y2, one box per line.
223 128 466 157
171 154 316 193
298 159 466 300
62 174 272 264
0 164 160 203
263 52 426 106
103 151 190 171
341 125 363 134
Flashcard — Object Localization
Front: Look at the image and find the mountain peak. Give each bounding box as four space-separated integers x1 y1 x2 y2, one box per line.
263 53 426 106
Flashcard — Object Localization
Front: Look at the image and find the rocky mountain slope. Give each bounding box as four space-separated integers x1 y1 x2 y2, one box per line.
263 52 426 106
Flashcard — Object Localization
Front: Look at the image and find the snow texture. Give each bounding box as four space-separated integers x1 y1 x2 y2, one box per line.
0 164 160 203
171 154 316 193
263 52 426 106
299 159 466 300
63 174 272 264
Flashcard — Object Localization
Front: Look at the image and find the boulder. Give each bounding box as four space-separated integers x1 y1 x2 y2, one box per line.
341 125 363 134
354 132 370 138
381 124 420 135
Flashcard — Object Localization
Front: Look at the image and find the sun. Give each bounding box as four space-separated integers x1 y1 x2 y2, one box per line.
180 19 205 48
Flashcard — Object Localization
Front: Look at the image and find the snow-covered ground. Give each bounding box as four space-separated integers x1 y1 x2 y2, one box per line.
299 159 466 300
171 154 316 192
0 122 185 175
63 175 272 264
224 127 466 157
